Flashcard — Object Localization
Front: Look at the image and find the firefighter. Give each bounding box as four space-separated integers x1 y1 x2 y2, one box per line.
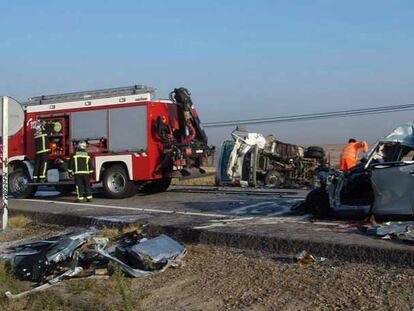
340 138 369 171
33 120 51 182
68 141 94 202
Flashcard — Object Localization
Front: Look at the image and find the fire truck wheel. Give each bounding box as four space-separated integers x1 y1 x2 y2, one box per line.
102 165 137 199
9 169 37 199
264 170 284 187
142 178 172 194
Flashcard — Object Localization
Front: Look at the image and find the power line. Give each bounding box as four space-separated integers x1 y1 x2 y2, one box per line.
203 103 414 128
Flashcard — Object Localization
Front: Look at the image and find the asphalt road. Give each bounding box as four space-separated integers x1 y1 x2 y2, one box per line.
11 185 307 221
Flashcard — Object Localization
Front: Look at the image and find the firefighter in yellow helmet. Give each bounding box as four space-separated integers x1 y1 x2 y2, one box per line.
68 141 94 202
33 120 51 182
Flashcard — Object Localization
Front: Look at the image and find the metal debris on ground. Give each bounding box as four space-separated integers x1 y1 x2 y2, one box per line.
362 221 414 243
294 250 326 266
0 229 96 282
0 228 186 298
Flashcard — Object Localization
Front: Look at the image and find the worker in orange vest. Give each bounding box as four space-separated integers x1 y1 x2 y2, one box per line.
340 138 368 171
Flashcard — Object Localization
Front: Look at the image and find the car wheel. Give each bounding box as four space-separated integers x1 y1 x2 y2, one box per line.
9 169 37 199
305 188 331 218
102 165 137 199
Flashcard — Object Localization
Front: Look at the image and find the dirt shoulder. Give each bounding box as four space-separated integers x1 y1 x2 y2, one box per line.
0 234 413 310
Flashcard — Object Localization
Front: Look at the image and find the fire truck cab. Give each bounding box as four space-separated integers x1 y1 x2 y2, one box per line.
5 85 212 199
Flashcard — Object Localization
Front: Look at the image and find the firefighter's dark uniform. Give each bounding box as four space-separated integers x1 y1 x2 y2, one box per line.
68 151 94 201
33 129 50 181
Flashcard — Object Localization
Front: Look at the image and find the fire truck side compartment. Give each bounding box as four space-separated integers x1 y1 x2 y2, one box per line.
109 106 147 152
72 110 107 142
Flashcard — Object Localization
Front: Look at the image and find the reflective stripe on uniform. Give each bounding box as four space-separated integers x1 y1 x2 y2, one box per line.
76 186 84 200
35 134 50 154
73 154 91 174
40 162 48 179
34 134 47 139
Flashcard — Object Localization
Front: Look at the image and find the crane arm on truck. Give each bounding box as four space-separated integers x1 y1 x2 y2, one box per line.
170 88 209 145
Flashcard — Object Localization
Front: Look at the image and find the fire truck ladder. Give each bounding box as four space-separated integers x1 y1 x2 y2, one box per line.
23 85 156 106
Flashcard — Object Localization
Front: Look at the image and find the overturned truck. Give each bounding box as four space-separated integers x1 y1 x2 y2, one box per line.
304 123 414 219
216 128 326 188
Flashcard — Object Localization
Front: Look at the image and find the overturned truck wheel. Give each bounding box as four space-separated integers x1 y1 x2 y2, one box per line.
264 170 284 187
9 169 37 199
304 146 325 160
142 178 172 194
102 165 137 199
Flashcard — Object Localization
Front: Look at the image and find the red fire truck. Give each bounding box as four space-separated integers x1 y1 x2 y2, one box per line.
5 85 212 199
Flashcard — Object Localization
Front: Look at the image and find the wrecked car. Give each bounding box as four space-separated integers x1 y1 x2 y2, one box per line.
303 123 414 219
0 229 186 298
216 127 326 188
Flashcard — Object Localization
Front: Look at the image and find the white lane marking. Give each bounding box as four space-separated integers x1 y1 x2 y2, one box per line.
193 215 313 229
19 199 228 218
193 217 254 229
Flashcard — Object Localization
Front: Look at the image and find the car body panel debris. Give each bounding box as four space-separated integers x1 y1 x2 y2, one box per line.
216 127 325 188
129 234 187 270
93 235 186 278
0 229 96 282
0 229 186 298
361 221 414 242
303 123 414 218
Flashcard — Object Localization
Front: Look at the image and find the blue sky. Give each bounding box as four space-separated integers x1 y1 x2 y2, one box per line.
1 0 414 146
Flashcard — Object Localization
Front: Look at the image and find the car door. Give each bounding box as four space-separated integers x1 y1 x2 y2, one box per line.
371 162 414 216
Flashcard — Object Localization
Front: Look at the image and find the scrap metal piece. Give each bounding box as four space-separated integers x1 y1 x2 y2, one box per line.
294 251 326 265
5 266 83 299
0 229 96 282
92 235 186 278
365 221 414 244
366 222 414 237
128 234 187 270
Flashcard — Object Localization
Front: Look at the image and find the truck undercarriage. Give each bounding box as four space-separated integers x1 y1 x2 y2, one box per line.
216 128 326 188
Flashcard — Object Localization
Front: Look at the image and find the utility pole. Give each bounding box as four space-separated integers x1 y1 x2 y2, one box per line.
2 96 8 230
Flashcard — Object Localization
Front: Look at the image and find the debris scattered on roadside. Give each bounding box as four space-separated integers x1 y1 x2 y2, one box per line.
361 221 414 243
294 250 326 265
0 228 186 298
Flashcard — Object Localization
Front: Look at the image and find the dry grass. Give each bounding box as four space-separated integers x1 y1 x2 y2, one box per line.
98 224 143 242
7 216 32 229
171 174 216 186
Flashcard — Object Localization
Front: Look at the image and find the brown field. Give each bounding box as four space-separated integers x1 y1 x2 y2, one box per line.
320 144 343 167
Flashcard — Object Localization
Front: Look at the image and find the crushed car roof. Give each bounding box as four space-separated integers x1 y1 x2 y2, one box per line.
380 123 414 147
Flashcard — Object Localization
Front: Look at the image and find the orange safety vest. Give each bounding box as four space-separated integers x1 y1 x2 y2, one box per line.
340 141 368 170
